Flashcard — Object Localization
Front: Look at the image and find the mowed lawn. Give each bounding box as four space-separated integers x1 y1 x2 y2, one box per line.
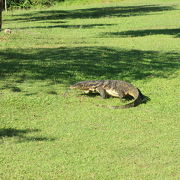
0 0 180 179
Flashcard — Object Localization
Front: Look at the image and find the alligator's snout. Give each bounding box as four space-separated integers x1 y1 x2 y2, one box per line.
70 85 75 89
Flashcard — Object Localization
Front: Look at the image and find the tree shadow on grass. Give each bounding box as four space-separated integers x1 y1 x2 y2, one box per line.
18 23 115 30
0 128 55 142
102 28 180 38
0 47 179 85
6 5 175 22
0 84 21 92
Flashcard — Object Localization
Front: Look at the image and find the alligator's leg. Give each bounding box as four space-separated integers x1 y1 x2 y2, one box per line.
84 90 90 94
96 87 109 99
84 90 93 94
117 90 126 102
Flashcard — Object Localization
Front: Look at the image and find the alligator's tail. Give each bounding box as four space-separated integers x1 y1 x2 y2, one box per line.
102 88 143 109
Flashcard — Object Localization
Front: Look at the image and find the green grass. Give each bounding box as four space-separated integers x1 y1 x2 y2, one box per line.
0 0 180 179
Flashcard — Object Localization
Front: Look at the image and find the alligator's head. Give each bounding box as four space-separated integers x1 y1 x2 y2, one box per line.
70 81 99 90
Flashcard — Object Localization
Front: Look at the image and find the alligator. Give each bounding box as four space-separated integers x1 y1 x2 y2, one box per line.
70 80 145 109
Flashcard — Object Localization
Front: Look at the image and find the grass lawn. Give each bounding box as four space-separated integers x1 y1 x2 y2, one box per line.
0 0 180 179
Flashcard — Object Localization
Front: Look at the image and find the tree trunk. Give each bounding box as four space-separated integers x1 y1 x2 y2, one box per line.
4 0 7 11
0 0 3 31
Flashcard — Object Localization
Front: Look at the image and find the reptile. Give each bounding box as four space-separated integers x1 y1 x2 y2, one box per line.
70 80 145 109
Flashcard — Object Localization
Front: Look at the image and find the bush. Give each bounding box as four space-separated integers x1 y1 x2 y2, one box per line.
7 0 32 9
6 0 64 9
6 0 122 9
31 0 55 7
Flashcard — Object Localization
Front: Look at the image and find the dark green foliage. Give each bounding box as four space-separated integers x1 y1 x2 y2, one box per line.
7 0 32 9
6 0 64 9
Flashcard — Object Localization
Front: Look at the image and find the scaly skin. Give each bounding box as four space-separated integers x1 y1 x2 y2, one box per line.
70 80 144 109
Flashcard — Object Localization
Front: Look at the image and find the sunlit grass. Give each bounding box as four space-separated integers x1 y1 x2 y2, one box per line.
0 0 180 179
